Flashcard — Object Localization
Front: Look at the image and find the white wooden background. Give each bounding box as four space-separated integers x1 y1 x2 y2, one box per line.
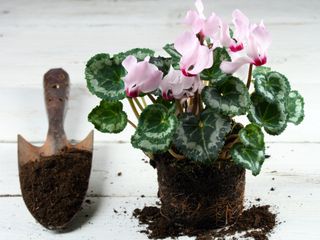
0 0 319 239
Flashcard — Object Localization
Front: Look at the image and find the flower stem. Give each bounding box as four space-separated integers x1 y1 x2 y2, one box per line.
246 64 253 89
175 100 183 115
128 98 140 119
141 97 147 107
168 149 185 160
133 97 144 112
147 93 156 103
127 119 137 129
198 96 203 113
192 92 199 115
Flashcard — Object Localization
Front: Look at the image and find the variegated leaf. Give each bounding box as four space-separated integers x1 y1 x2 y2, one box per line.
239 123 265 150
131 104 178 153
113 48 155 64
202 76 250 117
200 47 231 82
163 43 181 69
252 66 271 78
88 100 127 133
286 90 305 125
254 71 291 102
85 53 126 101
231 143 265 176
149 56 172 76
248 93 288 135
173 108 231 163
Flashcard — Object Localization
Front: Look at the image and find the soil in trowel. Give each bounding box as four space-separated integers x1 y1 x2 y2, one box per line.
19 149 92 229
133 205 276 240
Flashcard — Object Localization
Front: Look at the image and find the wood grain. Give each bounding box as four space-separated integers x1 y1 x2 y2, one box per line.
0 142 319 239
0 0 319 239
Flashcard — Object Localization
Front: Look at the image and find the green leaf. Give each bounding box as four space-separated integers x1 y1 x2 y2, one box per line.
131 104 178 153
253 66 271 77
85 53 126 101
88 100 127 133
286 90 305 125
200 47 231 82
202 76 250 117
149 56 172 76
163 43 181 69
155 96 175 114
239 123 265 150
254 71 291 102
248 93 287 135
113 48 155 63
231 143 265 176
173 108 231 163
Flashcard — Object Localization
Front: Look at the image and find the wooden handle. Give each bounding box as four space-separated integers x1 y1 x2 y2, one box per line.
44 68 70 152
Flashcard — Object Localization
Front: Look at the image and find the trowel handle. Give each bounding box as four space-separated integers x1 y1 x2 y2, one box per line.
44 68 70 151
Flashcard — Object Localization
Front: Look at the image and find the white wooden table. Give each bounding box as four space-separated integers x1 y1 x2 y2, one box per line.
0 0 319 239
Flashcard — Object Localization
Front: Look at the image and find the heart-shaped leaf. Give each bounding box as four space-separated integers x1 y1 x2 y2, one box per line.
200 47 231 82
253 66 271 77
202 76 250 117
248 93 287 135
286 90 304 125
149 56 172 76
173 108 231 163
254 71 291 102
86 53 126 101
231 143 265 176
239 123 265 150
88 100 127 133
113 48 155 63
163 43 181 69
155 96 175 113
131 104 178 153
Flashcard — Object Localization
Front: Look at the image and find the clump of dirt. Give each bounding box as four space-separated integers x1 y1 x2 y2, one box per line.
133 204 276 240
19 148 92 229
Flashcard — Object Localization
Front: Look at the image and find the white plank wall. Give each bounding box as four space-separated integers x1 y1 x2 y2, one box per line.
0 0 319 239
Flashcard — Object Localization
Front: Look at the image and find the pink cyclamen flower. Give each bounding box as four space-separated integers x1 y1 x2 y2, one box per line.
220 21 271 74
184 0 220 39
220 10 250 53
160 67 204 101
174 31 213 76
122 56 163 97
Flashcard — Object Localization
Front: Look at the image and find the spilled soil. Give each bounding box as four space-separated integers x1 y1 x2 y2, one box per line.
134 204 276 240
19 148 92 229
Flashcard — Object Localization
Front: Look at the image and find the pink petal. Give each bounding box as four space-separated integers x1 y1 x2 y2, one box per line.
232 9 250 42
219 20 235 48
247 22 271 66
189 46 213 75
252 21 271 52
175 31 200 73
195 0 205 19
220 56 252 74
139 62 163 93
174 31 199 57
122 55 137 71
123 56 163 97
203 14 221 39
184 10 204 34
160 68 203 100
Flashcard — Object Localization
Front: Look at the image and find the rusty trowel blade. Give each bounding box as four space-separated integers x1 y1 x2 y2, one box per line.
17 134 40 166
75 130 94 152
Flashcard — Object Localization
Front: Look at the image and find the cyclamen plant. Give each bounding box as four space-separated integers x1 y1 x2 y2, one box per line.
86 0 304 176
